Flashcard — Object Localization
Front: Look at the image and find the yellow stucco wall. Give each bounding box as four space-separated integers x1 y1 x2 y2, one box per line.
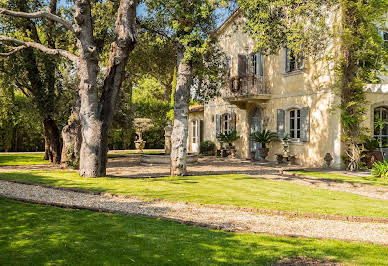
187 11 388 168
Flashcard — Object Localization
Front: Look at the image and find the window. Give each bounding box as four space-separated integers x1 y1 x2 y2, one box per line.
222 113 232 134
285 48 304 73
289 109 301 140
252 53 263 76
374 106 388 147
192 120 198 144
380 30 388 49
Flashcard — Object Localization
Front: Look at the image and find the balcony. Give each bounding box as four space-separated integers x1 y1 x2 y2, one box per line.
224 75 271 106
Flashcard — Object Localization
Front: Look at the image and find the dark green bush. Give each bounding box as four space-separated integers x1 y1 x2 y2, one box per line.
371 160 388 178
200 140 216 155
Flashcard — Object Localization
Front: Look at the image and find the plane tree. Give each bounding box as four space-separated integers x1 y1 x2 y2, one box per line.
0 0 139 177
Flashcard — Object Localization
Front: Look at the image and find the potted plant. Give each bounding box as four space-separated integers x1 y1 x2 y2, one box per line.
361 136 383 169
250 129 278 161
216 130 240 158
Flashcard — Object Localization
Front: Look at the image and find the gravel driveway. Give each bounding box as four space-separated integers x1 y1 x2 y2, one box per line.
1 180 387 245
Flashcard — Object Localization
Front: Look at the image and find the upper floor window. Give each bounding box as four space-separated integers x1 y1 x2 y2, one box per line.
252 53 263 76
285 48 304 73
374 106 388 147
289 109 301 140
378 30 388 49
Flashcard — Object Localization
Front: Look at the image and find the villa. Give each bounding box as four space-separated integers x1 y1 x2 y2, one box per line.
188 9 388 168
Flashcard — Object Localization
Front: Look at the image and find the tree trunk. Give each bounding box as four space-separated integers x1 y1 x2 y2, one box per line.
61 91 82 168
76 0 137 177
44 138 49 160
42 117 61 164
170 44 193 176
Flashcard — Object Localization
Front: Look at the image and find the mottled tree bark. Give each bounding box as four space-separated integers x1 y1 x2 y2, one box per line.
76 0 137 177
61 91 82 168
170 44 193 176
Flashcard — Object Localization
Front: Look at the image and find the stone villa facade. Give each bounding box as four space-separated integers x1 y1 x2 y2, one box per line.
188 9 388 168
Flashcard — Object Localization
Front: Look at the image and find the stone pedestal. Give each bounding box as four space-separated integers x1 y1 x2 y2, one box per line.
164 120 173 155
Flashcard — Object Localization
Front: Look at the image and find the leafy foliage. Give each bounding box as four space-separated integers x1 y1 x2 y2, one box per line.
216 130 240 147
199 140 216 155
250 129 277 148
372 161 388 178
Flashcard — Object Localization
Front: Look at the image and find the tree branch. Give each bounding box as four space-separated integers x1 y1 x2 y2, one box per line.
0 8 74 33
0 45 27 56
0 35 78 62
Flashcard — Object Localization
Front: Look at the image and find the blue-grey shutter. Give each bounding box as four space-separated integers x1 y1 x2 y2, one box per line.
300 107 310 142
284 48 290 73
216 114 221 134
230 112 236 131
277 109 285 139
258 54 264 76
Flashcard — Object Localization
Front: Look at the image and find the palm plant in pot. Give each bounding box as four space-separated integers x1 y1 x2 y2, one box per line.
216 130 240 158
250 129 278 161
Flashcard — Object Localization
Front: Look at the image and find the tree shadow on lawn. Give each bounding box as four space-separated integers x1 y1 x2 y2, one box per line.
0 197 384 265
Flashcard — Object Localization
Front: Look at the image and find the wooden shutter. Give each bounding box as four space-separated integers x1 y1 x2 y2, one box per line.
230 112 236 131
238 54 247 77
284 48 290 73
258 54 264 76
300 107 310 142
277 109 286 139
216 114 221 134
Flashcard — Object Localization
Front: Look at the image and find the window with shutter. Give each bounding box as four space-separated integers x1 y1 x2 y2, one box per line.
300 107 310 142
277 109 286 139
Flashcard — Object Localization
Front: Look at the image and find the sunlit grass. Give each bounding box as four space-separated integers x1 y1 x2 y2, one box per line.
290 170 388 187
1 197 387 265
0 153 48 166
1 170 388 218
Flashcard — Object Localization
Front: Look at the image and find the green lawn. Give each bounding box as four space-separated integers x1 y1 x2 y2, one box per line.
1 171 388 218
290 170 388 188
0 153 48 166
1 197 387 265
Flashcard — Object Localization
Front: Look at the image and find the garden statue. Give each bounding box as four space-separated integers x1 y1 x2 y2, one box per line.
133 118 153 153
164 120 173 155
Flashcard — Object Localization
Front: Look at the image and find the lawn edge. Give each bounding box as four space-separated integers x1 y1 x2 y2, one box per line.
3 179 388 224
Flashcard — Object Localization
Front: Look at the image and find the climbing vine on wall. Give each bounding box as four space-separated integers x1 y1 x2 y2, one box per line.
238 0 388 170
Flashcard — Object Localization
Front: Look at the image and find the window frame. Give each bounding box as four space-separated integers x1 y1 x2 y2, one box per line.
288 109 301 141
374 106 388 147
285 48 304 73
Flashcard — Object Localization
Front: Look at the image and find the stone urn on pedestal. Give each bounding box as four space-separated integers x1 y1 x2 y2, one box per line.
164 120 173 155
133 118 153 153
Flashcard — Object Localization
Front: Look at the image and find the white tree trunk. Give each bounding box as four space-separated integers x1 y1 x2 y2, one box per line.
170 44 193 176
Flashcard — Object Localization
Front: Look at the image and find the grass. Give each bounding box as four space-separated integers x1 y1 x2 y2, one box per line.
1 197 387 265
0 153 48 166
290 170 388 188
1 171 388 218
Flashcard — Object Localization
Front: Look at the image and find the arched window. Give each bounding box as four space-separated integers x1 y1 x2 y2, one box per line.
374 106 388 147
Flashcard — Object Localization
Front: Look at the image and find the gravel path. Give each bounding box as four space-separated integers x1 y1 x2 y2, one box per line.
1 180 387 245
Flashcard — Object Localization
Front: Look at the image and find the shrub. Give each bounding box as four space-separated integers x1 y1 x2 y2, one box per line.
363 137 379 152
371 160 388 178
200 141 216 155
216 130 240 148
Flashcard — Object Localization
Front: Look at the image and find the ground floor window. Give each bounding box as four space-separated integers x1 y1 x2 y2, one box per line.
289 109 301 140
222 113 232 134
192 119 198 145
374 106 388 147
